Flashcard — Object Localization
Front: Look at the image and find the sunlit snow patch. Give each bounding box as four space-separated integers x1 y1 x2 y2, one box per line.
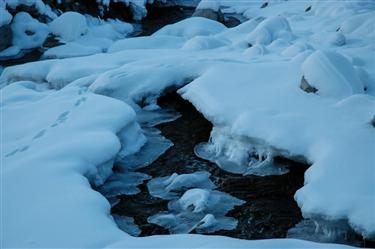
147 171 216 200
148 188 244 234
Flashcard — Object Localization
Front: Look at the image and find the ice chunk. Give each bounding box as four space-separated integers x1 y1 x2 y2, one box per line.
137 109 181 127
98 172 151 198
148 188 244 234
116 128 173 171
194 127 289 176
113 215 141 237
287 219 359 245
195 214 238 234
169 188 245 215
147 172 216 200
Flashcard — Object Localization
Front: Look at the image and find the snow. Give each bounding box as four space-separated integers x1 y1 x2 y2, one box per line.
1 0 375 247
0 8 12 26
302 50 363 98
196 0 220 11
153 17 226 39
1 81 145 247
11 12 49 50
49 12 88 42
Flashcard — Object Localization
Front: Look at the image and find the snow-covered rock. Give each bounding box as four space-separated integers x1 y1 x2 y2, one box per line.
153 17 226 39
301 50 363 98
49 12 88 42
11 12 49 50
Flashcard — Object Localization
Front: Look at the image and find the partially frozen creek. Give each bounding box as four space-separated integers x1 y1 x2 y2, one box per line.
100 92 308 240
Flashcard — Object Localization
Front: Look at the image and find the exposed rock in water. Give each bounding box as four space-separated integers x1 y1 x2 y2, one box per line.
300 75 318 94
371 116 375 127
0 25 12 51
192 8 224 23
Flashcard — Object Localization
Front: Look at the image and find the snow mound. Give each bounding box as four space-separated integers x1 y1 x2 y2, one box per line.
247 16 293 45
196 0 220 11
43 42 103 59
49 12 88 42
147 171 216 200
11 12 49 50
182 36 229 51
109 35 185 52
153 17 226 39
302 50 363 98
1 81 145 247
0 8 12 26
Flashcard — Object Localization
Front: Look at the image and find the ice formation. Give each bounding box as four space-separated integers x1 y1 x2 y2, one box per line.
287 219 359 246
147 171 216 200
148 188 244 234
113 215 141 237
98 172 151 198
116 128 173 171
194 127 290 176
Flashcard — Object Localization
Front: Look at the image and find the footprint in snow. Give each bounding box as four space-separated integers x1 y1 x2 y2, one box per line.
32 129 46 140
51 111 70 127
78 87 88 95
74 97 87 107
5 148 19 157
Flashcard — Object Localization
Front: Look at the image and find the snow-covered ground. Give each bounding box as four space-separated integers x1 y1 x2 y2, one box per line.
1 0 374 248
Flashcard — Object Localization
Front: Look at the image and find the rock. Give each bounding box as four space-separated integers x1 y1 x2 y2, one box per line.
305 6 312 12
192 8 224 23
300 76 318 94
260 2 268 8
371 116 375 127
0 25 12 51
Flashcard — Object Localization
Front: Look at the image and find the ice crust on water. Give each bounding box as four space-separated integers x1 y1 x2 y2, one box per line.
147 171 216 200
170 188 245 215
113 215 141 237
98 172 151 198
148 188 244 234
287 219 359 246
137 108 181 127
116 128 173 171
194 127 289 176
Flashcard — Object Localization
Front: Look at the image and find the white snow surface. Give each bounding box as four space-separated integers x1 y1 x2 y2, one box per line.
1 0 375 248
